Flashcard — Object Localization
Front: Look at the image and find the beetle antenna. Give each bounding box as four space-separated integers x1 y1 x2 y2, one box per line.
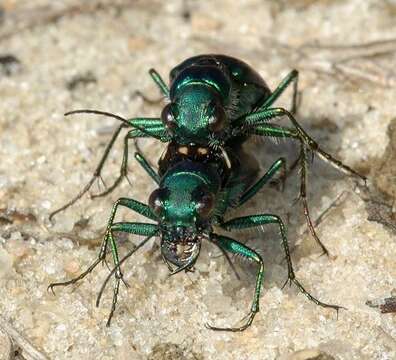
64 109 161 139
65 109 131 126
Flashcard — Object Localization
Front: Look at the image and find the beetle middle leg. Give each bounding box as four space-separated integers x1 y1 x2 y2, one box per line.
49 119 166 220
243 108 366 254
49 123 127 222
236 157 286 207
245 107 366 181
91 125 166 198
89 130 136 198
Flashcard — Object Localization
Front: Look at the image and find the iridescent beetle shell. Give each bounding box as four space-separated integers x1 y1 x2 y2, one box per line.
149 154 222 270
161 55 272 145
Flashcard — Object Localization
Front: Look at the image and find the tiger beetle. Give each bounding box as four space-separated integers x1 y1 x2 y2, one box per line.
49 140 347 331
48 54 367 331
49 54 366 256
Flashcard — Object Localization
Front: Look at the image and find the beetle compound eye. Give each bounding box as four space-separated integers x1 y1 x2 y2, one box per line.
208 103 226 133
195 191 215 218
161 103 178 132
148 188 169 217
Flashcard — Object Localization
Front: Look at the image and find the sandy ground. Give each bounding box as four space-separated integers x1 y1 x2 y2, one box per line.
0 1 395 359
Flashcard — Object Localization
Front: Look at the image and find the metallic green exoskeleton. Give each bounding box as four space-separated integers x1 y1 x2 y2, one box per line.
49 54 366 257
161 55 272 144
49 142 345 331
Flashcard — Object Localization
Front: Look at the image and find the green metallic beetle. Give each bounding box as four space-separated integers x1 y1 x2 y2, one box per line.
48 56 367 330
50 54 365 257
49 141 343 331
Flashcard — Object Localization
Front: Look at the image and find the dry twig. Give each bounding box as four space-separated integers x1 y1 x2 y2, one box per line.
0 316 49 360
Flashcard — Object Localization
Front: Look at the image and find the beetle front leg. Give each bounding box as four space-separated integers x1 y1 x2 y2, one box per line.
99 222 158 326
206 234 264 332
48 197 157 293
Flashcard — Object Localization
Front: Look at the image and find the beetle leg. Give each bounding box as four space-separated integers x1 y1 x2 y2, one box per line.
254 124 330 255
246 107 366 182
91 124 166 198
222 214 344 312
49 117 164 221
49 123 126 221
244 108 366 255
148 68 170 98
48 198 157 292
134 152 160 184
206 234 264 332
237 157 286 206
96 223 158 326
256 69 300 114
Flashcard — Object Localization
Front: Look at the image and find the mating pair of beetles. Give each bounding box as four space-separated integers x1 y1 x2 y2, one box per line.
49 55 366 331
